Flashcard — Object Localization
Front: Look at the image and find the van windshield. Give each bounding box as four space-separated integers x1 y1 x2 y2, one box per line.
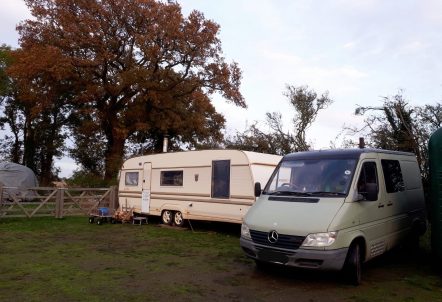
263 158 357 197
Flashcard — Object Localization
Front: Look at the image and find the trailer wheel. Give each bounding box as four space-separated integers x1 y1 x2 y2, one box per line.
343 242 362 285
88 217 94 224
173 211 185 227
161 210 173 225
96 218 102 225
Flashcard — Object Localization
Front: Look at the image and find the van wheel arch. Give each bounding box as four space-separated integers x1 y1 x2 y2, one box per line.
412 218 427 237
408 219 427 251
343 237 366 285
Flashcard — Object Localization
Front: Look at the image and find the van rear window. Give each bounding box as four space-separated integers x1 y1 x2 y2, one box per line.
381 160 405 193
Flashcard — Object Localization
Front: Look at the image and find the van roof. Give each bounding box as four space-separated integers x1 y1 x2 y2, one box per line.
283 148 415 161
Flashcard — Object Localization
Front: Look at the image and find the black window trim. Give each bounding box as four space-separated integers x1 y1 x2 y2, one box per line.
160 170 184 187
211 160 231 199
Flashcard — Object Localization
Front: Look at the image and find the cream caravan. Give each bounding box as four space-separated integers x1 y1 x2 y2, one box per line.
118 150 282 226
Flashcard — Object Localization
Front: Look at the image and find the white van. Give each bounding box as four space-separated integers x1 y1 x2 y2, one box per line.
118 150 281 225
240 149 427 284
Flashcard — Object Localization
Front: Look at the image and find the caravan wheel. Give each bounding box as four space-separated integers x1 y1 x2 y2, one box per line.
173 211 185 227
161 210 173 225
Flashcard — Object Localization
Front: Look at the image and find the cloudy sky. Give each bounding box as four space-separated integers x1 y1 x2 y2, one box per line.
1 0 442 177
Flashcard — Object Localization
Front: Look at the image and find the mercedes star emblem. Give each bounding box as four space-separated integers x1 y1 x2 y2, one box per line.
268 230 279 244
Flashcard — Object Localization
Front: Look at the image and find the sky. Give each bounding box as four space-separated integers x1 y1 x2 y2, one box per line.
1 0 442 177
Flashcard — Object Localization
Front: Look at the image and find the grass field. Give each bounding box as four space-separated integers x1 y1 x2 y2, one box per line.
1 217 442 302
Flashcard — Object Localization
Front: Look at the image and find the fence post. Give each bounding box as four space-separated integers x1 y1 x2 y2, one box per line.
55 189 65 219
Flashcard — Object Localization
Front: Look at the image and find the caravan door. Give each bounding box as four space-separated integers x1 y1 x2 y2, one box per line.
142 162 152 213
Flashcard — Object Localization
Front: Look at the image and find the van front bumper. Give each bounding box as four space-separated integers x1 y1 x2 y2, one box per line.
240 237 348 271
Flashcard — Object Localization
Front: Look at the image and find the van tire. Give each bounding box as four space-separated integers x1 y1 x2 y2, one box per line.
161 210 173 225
173 211 185 227
406 228 421 254
344 242 362 285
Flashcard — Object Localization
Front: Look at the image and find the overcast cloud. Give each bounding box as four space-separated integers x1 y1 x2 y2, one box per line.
1 0 441 176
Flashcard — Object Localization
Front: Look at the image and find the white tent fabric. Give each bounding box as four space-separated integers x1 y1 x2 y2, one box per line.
0 162 38 200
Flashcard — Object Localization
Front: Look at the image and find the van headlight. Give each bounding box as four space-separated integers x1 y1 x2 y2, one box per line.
302 232 337 247
241 224 252 240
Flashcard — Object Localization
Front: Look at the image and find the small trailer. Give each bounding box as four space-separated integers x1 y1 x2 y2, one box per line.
118 150 282 226
88 207 115 225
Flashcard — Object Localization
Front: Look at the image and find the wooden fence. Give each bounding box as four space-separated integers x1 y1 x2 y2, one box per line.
0 186 118 219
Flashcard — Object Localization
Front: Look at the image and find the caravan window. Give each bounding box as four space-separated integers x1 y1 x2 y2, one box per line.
212 160 230 199
125 172 139 186
160 171 183 186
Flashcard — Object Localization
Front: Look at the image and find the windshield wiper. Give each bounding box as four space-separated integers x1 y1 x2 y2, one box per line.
305 191 347 196
267 191 313 197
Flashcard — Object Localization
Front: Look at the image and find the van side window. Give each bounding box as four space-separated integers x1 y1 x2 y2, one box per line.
125 172 139 186
212 160 230 199
381 160 405 193
160 171 183 186
357 162 378 200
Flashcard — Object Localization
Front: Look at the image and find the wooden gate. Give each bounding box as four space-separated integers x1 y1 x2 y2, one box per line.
0 186 117 219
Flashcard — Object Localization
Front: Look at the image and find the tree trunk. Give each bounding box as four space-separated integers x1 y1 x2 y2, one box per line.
39 153 54 186
103 129 126 182
23 118 37 173
39 127 57 186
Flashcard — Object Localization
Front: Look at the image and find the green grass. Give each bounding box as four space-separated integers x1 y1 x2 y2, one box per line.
0 217 244 302
1 217 442 302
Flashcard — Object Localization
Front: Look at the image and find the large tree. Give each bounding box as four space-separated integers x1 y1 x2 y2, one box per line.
225 112 293 155
19 0 245 180
0 45 73 184
227 85 333 154
285 85 333 151
0 45 22 163
353 92 442 181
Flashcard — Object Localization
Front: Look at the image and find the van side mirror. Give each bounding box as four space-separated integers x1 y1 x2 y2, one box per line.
254 182 262 197
365 183 378 201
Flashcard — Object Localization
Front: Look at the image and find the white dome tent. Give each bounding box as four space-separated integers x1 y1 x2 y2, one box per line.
0 162 38 200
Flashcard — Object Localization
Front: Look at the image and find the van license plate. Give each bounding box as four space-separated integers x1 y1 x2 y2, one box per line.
258 250 289 264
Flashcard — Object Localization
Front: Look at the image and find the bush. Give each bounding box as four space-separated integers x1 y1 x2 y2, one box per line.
66 170 117 188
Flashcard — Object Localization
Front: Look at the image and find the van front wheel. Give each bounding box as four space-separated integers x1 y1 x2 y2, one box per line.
173 211 185 227
344 243 362 285
161 210 173 225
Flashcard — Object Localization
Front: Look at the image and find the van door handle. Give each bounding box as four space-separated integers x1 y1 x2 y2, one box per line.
387 202 393 206
378 204 384 208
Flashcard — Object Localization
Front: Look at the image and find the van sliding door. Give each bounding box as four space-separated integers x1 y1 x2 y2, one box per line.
212 160 230 199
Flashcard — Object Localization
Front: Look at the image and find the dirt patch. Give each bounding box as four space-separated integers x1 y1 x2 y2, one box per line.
0 217 441 302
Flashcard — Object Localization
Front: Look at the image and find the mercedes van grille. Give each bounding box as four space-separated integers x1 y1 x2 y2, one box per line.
250 230 305 250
